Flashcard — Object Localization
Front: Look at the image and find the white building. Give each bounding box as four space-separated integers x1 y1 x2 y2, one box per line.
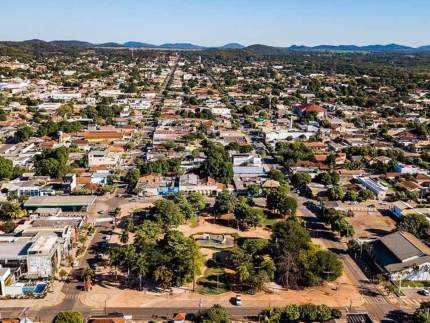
358 176 388 201
211 107 231 116
232 154 262 167
88 151 121 167
37 102 61 113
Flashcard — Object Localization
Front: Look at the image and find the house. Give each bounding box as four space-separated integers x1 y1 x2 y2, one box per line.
178 174 219 196
292 103 327 118
369 231 430 281
173 313 186 323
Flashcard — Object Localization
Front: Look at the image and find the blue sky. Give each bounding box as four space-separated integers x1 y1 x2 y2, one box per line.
1 0 429 47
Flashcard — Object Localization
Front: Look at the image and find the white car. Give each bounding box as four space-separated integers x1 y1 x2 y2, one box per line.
72 261 79 267
420 289 430 296
381 201 388 205
104 235 111 241
98 210 105 214
236 295 242 306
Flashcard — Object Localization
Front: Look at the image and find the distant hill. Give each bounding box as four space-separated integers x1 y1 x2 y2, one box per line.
282 43 415 52
246 44 287 55
24 39 46 43
96 42 124 48
51 40 94 47
18 39 430 52
159 43 205 49
220 43 245 49
123 41 156 48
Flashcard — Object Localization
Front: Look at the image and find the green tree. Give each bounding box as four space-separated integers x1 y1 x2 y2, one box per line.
57 104 73 117
188 192 206 211
0 156 13 179
53 310 83 323
300 303 318 322
327 186 344 201
266 184 296 217
132 253 149 291
151 199 184 229
0 202 24 220
59 269 68 281
124 217 134 232
267 169 285 182
271 219 311 258
412 301 430 323
397 213 430 239
291 172 312 188
15 125 33 142
153 265 173 291
316 304 333 322
344 189 358 201
81 266 94 279
359 188 375 201
195 304 230 323
260 307 282 323
125 168 140 190
283 303 301 321
247 184 261 197
214 189 237 214
120 230 130 244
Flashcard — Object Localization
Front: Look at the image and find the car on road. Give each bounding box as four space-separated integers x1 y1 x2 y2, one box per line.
420 289 430 296
368 204 376 208
381 201 388 205
72 261 79 267
235 295 242 306
98 210 105 214
130 198 137 202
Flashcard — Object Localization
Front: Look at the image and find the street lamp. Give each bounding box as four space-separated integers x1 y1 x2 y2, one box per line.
323 270 333 295
214 272 223 293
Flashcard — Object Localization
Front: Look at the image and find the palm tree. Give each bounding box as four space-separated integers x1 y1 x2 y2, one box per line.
132 254 149 291
120 230 130 244
109 247 121 281
236 265 250 283
120 245 136 285
124 218 134 232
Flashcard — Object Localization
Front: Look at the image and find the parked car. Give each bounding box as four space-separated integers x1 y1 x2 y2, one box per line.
91 264 98 270
368 204 376 208
236 295 242 306
130 198 137 202
381 201 388 205
420 289 430 296
104 235 111 241
98 210 105 214
72 261 79 267
97 254 104 260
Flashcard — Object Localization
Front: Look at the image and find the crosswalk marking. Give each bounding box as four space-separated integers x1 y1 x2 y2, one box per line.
64 293 80 299
402 298 429 306
364 296 387 304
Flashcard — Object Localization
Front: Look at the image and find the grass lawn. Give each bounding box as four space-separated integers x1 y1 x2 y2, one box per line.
195 267 229 295
395 280 430 288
